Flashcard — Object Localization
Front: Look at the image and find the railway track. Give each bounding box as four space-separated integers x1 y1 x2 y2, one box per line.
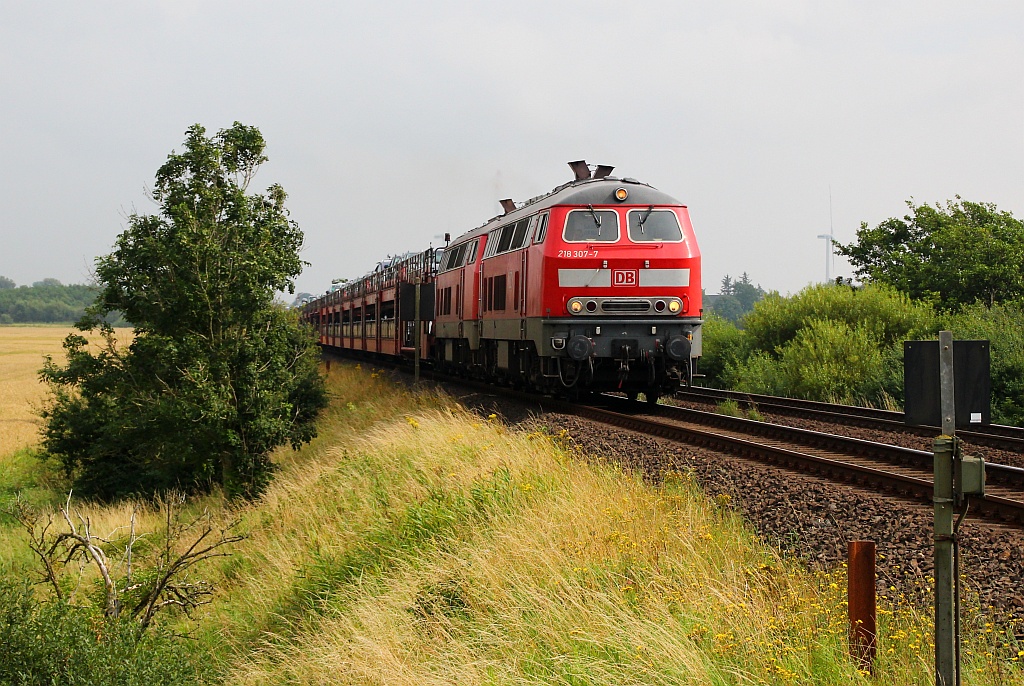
468 383 1024 529
676 386 1024 453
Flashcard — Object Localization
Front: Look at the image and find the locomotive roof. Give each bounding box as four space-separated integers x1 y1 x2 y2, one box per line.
452 176 685 244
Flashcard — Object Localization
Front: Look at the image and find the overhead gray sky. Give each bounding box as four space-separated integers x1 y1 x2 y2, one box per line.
2 1 1022 298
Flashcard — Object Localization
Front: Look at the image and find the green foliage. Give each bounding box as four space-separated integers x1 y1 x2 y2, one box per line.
703 283 935 406
944 303 1024 426
711 272 765 323
743 283 934 354
697 314 747 387
0 282 100 324
837 198 1024 309
0 581 206 685
735 318 886 404
39 123 328 499
0 275 15 289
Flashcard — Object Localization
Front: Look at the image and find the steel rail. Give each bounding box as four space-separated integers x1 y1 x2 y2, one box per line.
621 397 1024 491
540 394 1024 527
676 386 1024 453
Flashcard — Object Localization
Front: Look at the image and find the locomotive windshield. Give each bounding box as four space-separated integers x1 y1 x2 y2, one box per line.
627 209 683 242
563 209 619 242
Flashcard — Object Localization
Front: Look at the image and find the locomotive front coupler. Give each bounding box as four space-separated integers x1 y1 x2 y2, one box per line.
617 345 632 388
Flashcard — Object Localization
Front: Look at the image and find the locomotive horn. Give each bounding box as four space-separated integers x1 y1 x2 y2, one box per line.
593 165 615 179
568 160 591 181
499 199 516 214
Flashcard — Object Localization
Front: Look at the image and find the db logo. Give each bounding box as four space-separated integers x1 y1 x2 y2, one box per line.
612 269 638 286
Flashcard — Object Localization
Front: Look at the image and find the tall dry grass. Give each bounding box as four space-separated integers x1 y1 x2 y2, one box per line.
3 360 1022 684
193 365 1021 685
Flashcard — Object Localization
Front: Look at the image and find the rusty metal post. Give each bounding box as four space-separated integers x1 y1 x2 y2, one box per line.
848 540 877 672
325 358 331 375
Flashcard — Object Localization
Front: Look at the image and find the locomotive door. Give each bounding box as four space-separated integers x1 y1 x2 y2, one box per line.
518 218 532 337
520 232 528 337
458 266 465 338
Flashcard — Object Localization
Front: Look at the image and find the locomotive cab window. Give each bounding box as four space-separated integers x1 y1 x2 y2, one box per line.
627 208 683 242
563 209 619 242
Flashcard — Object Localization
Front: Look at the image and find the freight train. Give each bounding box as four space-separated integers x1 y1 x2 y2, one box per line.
300 161 702 403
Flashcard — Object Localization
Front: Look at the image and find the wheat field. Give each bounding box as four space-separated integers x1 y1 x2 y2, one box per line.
0 326 73 457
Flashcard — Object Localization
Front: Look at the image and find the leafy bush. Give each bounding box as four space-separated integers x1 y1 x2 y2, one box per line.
705 284 936 406
697 314 747 387
746 319 884 404
743 283 935 355
0 581 206 685
944 303 1024 425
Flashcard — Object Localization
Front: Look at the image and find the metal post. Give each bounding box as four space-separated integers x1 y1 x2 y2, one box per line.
935 331 956 686
848 540 877 672
414 278 422 384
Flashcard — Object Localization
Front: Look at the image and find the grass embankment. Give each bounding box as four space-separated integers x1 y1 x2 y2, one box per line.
197 365 1019 684
1 332 1022 683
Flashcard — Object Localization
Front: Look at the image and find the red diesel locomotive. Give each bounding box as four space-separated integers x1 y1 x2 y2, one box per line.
301 161 702 403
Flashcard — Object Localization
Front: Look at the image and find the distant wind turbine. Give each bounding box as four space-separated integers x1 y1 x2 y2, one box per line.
817 186 835 282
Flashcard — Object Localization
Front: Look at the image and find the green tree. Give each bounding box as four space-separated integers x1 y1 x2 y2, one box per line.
710 294 745 323
0 275 15 289
836 198 1024 309
0 283 99 323
710 272 766 323
40 123 328 499
732 274 765 313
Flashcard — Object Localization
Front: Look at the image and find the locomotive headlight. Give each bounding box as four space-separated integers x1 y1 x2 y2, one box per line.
614 187 628 201
569 299 583 314
668 299 681 313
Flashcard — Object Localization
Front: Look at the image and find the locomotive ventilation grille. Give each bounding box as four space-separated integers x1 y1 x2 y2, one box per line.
601 299 651 313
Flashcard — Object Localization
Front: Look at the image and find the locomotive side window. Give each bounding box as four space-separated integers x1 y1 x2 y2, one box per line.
497 224 516 253
534 214 549 243
510 218 531 250
467 239 479 263
441 241 477 272
627 209 683 242
563 209 619 242
483 229 501 258
483 218 537 259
